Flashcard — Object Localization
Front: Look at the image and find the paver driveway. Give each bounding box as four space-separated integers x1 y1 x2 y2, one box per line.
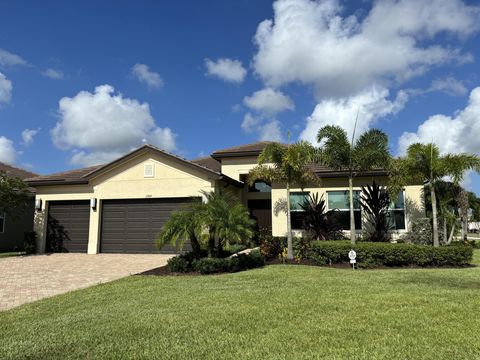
0 253 173 311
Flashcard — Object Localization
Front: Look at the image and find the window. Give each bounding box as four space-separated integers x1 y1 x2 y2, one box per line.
144 163 154 178
387 191 406 230
0 213 4 233
249 180 271 193
289 192 309 230
327 191 362 230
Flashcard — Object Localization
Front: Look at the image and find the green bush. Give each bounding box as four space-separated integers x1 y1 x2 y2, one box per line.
308 241 473 267
23 231 36 254
167 256 190 273
259 235 285 259
169 249 265 274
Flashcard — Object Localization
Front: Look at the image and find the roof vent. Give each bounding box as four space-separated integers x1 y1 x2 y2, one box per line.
144 163 154 178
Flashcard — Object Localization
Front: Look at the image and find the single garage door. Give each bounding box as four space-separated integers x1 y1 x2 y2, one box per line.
100 198 195 253
46 200 90 253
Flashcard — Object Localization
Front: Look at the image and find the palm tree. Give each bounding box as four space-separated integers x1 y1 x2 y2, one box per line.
201 189 255 256
248 140 319 260
390 143 480 247
316 125 391 244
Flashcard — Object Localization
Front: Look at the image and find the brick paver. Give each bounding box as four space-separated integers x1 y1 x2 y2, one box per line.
0 253 173 311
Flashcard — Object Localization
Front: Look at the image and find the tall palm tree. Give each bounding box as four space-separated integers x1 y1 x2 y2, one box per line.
248 140 319 260
316 125 391 244
390 143 480 247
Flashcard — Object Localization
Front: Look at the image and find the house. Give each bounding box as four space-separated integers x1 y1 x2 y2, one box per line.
0 162 37 252
26 142 425 254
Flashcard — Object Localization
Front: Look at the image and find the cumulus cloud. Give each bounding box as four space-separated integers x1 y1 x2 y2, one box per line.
301 86 408 143
51 85 176 166
241 113 261 133
398 86 480 155
243 88 294 116
204 58 247 83
253 0 479 98
0 136 17 164
21 129 39 146
131 63 163 89
258 120 283 142
0 48 28 67
0 72 12 105
42 68 64 80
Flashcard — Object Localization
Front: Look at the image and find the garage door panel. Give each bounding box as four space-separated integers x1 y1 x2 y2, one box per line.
101 198 195 253
47 201 90 253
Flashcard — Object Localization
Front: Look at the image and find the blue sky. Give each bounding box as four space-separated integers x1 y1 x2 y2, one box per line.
1 0 480 193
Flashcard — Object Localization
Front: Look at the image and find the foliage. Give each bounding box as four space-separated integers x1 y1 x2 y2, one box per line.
317 125 391 244
299 193 344 240
248 140 319 259
390 142 480 247
400 218 433 245
308 241 473 267
157 189 255 257
360 181 392 242
259 234 284 259
192 250 264 274
167 256 190 273
0 171 30 217
23 231 36 254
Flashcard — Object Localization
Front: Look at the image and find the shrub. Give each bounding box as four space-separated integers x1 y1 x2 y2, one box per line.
23 231 36 254
300 193 344 240
223 243 248 255
167 256 190 273
259 235 284 259
308 241 473 267
401 218 432 245
193 258 229 274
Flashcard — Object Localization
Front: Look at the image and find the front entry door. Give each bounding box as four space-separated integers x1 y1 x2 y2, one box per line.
248 199 272 235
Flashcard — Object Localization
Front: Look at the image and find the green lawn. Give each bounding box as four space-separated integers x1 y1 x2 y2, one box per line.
1 251 479 359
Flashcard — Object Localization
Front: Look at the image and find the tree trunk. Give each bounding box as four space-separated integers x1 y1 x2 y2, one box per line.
443 216 447 245
431 185 439 247
208 235 215 257
349 176 356 245
190 233 201 258
447 223 455 245
286 182 294 260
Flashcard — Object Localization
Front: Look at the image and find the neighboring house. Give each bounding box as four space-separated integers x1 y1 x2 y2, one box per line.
0 162 37 252
26 142 425 254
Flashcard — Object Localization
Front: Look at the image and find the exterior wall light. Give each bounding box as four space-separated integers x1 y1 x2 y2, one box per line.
90 198 97 210
35 199 42 211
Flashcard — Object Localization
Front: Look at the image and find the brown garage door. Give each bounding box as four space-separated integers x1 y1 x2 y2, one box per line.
46 201 90 253
100 198 195 253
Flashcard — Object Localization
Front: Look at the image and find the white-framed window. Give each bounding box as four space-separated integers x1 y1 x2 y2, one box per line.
144 163 154 178
289 192 309 230
0 213 5 233
387 190 406 230
326 190 362 230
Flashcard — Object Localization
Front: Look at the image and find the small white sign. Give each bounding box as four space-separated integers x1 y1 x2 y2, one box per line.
350 259 356 264
348 250 357 260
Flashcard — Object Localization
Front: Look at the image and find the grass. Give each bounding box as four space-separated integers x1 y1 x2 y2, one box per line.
1 250 479 359
0 251 25 258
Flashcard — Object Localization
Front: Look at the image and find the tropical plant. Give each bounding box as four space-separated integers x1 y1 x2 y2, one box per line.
360 181 392 242
390 143 480 247
317 125 391 244
299 193 343 240
156 189 255 257
156 200 204 258
0 171 30 217
248 140 319 259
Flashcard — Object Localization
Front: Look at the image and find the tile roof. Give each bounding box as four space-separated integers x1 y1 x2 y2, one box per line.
25 165 103 183
211 141 282 158
191 156 221 173
0 162 38 180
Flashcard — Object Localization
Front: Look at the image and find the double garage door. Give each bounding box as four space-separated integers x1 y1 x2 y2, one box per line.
46 198 193 253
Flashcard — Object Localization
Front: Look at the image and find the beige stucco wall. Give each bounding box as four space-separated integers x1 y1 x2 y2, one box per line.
271 176 425 238
33 151 218 254
219 156 260 181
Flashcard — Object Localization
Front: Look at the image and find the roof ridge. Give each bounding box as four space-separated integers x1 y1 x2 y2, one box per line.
0 161 39 179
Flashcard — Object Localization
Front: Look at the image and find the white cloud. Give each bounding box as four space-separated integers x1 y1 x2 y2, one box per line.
398 86 480 155
241 113 261 133
0 72 12 105
429 77 468 96
42 68 64 80
132 63 163 89
21 129 39 146
0 48 28 67
258 120 283 142
204 58 247 83
301 86 408 143
51 85 177 166
243 88 294 116
253 0 479 98
0 136 17 164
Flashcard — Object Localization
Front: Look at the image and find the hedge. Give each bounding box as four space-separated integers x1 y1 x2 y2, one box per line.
167 250 265 274
308 241 473 267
